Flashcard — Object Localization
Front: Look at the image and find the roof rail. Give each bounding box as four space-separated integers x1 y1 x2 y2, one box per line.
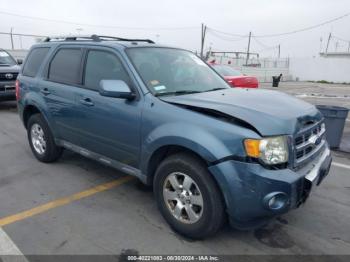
42 34 155 44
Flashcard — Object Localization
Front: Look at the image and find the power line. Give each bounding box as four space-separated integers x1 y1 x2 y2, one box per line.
0 10 199 31
206 27 248 38
251 35 279 56
254 12 350 37
0 31 47 37
252 35 271 49
206 12 350 39
207 29 248 42
332 35 350 43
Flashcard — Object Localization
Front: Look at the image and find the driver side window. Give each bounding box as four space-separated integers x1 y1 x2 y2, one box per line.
84 50 131 90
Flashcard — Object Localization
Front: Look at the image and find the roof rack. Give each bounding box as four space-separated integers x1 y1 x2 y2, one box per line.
42 34 155 44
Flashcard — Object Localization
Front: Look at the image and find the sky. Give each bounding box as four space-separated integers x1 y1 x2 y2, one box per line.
0 0 349 58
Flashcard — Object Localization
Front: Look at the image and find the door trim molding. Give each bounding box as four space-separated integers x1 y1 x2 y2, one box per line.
56 139 147 183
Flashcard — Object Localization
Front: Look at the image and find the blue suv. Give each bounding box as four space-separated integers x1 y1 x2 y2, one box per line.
17 35 332 239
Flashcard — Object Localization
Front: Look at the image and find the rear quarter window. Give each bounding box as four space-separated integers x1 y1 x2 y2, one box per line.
48 48 83 85
22 47 50 77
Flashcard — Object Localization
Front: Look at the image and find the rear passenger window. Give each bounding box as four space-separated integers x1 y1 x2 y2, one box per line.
84 50 130 90
22 48 50 77
48 49 83 84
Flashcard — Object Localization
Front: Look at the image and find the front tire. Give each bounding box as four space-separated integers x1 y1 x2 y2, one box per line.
27 114 63 163
154 152 225 239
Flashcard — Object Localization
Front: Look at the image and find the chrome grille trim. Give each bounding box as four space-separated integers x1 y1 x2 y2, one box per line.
293 120 326 168
295 125 325 150
295 139 325 165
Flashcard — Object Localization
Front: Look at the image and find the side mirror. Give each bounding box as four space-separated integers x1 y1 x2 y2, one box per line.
17 59 23 65
99 80 136 100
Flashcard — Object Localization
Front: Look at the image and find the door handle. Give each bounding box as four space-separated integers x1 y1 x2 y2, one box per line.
40 88 51 95
80 97 94 106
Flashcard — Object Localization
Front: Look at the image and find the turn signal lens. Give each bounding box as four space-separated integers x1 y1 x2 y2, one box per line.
244 139 261 158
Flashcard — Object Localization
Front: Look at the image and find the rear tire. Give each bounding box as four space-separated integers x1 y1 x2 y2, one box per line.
27 114 63 163
154 152 225 239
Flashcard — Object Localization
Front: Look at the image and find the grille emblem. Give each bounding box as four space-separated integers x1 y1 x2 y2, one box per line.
5 73 13 79
308 133 321 146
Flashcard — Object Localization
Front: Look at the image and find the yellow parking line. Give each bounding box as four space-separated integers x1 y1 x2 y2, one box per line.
0 176 134 227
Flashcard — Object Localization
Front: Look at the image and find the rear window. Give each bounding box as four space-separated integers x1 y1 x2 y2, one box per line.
48 48 83 84
22 47 50 77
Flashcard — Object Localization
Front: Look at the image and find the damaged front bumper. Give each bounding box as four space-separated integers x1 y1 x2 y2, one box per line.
208 147 332 229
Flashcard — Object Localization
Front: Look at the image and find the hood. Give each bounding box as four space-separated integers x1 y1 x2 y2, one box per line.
0 64 20 73
161 88 322 136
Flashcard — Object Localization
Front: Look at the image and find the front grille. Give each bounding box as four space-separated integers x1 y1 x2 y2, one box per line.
293 121 326 168
0 72 18 82
0 86 15 92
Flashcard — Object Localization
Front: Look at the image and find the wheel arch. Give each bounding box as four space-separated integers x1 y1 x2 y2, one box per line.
23 104 42 128
145 144 209 185
22 103 56 138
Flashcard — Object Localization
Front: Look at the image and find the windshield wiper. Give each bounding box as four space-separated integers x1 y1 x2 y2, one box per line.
156 90 202 97
206 87 228 92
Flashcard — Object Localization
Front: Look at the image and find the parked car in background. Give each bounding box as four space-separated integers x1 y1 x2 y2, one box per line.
210 63 259 88
17 35 331 239
0 49 22 101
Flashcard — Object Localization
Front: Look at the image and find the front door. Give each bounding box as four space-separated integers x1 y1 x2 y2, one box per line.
74 49 142 168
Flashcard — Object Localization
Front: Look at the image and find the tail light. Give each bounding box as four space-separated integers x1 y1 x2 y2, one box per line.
15 80 20 100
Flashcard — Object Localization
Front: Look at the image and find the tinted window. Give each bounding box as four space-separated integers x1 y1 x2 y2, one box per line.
22 48 50 77
84 50 130 90
49 49 83 84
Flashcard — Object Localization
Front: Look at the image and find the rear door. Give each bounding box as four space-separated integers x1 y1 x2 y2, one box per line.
74 47 142 167
19 46 51 102
39 46 84 144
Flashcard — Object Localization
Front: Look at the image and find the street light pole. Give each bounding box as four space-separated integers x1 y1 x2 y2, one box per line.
200 23 207 59
10 27 14 50
245 31 251 65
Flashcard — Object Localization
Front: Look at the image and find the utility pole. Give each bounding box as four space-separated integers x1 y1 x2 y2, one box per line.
348 42 350 53
278 44 281 58
245 31 251 65
200 23 207 59
335 41 339 52
325 32 332 54
10 27 14 50
19 35 23 49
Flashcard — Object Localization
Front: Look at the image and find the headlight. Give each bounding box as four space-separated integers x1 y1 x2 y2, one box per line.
244 136 289 165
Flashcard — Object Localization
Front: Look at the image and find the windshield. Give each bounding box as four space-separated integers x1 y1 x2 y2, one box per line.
0 50 16 66
127 47 229 96
212 65 242 77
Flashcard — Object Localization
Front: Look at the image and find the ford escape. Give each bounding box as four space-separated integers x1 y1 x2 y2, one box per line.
17 35 332 239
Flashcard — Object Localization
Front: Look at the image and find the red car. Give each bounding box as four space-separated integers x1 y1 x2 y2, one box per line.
211 64 259 88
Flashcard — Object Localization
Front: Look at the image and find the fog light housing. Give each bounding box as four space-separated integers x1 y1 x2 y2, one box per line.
263 192 289 211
